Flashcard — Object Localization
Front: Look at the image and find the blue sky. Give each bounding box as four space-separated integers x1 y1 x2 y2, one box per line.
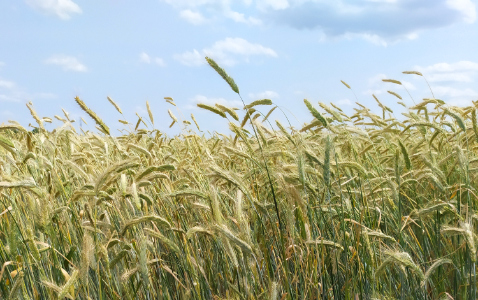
1 0 477 135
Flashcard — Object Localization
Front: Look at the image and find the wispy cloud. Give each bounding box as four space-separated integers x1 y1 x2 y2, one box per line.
336 99 353 106
0 110 15 118
139 52 166 67
365 61 478 106
161 0 261 25
180 10 207 25
0 79 15 89
44 55 87 72
363 73 415 101
224 10 262 25
174 50 203 67
153 58 166 67
139 52 151 63
185 95 242 110
257 0 289 10
0 77 56 103
434 86 478 106
367 73 415 90
174 37 277 66
446 0 476 23
248 90 279 99
415 61 478 83
25 0 82 20
434 86 478 98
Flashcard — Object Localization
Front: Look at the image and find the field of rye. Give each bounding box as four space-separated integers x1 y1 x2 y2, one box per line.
1 57 478 299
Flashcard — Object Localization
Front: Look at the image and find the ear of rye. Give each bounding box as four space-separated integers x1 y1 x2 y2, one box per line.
146 101 154 125
75 96 110 135
205 57 239 94
304 99 328 128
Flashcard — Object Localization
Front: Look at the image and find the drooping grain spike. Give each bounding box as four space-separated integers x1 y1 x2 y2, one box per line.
398 140 412 170
197 103 227 118
26 103 45 131
146 101 154 125
205 56 239 94
244 99 273 109
340 80 351 89
304 99 328 128
215 104 239 121
107 96 123 114
387 91 402 100
382 79 402 85
191 113 201 131
74 96 110 135
168 109 178 122
403 71 423 76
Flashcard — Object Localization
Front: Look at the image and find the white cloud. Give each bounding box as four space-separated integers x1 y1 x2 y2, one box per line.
0 78 25 102
434 86 478 99
363 89 385 96
362 63 478 108
0 95 16 102
175 37 277 66
161 0 262 26
207 37 277 57
160 0 229 8
341 32 389 47
416 61 478 82
421 61 478 73
0 79 15 89
367 73 415 90
364 73 415 99
336 99 353 106
257 0 289 10
446 0 476 23
186 95 243 109
433 86 478 106
0 110 15 118
140 52 151 63
154 58 166 67
224 10 262 25
0 81 56 103
135 106 148 116
428 73 475 83
139 52 166 67
401 81 416 91
180 10 207 25
44 55 87 72
249 90 279 99
25 0 82 20
174 49 204 66
36 92 57 99
367 73 388 85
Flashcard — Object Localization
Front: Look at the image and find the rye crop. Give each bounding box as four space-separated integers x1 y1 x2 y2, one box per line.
0 58 477 299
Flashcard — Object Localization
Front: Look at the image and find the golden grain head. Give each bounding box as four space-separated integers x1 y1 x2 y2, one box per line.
107 96 123 114
168 109 178 122
382 79 402 85
340 80 351 89
387 90 402 99
403 71 423 76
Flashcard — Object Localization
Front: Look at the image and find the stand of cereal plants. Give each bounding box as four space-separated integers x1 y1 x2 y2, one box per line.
0 58 477 299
